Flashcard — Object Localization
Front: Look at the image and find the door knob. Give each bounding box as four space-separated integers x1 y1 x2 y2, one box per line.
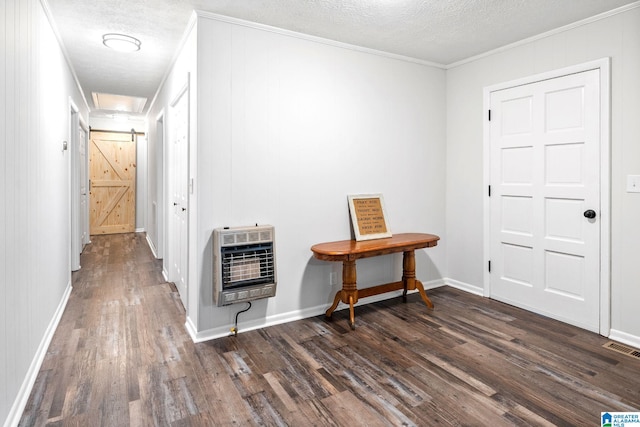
583 209 596 219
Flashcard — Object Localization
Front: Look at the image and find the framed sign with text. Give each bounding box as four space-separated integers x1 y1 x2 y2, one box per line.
348 194 392 241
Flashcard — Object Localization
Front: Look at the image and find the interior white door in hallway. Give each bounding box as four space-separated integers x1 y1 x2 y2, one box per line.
169 83 189 310
79 124 89 248
70 105 88 271
489 69 601 333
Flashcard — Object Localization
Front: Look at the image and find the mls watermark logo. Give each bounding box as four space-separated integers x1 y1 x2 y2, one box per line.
602 412 640 427
603 413 613 427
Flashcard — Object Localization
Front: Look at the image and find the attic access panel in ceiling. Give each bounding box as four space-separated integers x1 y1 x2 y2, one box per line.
92 92 147 113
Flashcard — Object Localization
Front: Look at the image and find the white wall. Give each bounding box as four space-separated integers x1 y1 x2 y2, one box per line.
146 16 198 275
145 113 164 258
1 0 89 425
89 115 146 133
192 15 447 337
446 5 640 343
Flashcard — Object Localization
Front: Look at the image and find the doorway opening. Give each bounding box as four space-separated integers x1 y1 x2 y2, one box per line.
88 130 138 235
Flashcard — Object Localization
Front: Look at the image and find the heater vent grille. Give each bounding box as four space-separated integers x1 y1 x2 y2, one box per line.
603 341 640 360
220 228 273 246
221 244 275 287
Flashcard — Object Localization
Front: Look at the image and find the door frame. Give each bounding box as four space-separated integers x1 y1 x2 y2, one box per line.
167 76 190 310
79 118 90 247
155 111 165 261
482 58 611 335
69 99 88 271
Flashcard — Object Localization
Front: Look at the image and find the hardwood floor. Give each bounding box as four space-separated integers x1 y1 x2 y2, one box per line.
19 233 640 426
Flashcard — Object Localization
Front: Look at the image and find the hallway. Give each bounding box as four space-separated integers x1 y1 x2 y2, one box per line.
18 233 640 426
19 233 189 426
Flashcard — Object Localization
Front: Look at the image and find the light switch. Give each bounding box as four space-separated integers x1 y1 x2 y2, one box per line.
627 175 640 193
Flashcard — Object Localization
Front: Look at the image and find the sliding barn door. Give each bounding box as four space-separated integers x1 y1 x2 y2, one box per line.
89 131 137 235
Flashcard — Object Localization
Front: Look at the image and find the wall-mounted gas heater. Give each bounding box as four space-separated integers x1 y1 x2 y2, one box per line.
213 225 277 306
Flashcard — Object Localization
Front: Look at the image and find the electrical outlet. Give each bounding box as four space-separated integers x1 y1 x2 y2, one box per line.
330 272 338 286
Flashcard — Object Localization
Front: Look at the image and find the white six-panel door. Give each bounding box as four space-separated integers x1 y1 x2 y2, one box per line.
489 69 600 332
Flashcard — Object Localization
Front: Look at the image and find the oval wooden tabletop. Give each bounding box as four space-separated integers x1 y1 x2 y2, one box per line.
311 233 440 261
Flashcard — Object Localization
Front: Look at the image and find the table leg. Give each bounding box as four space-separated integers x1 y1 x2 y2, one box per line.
325 259 359 328
415 279 434 309
325 291 341 318
402 250 415 302
402 250 434 309
342 259 358 328
348 294 355 330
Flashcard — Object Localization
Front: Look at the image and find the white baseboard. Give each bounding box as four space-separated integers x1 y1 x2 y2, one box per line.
185 316 199 342
608 329 640 349
145 233 159 259
188 279 446 342
187 303 329 342
135 227 145 233
443 277 484 296
4 281 73 427
423 278 446 291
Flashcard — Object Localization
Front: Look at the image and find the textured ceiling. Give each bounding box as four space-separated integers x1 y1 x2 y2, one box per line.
45 0 638 118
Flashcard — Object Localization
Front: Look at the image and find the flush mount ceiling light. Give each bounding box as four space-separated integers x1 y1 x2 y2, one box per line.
102 33 141 52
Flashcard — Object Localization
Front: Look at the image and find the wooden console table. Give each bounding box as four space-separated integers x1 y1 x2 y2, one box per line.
311 233 440 329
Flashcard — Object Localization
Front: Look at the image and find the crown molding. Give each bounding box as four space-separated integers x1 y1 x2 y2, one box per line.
194 10 447 70
447 1 640 69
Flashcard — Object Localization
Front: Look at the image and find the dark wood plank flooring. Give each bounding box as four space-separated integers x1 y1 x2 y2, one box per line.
19 233 640 426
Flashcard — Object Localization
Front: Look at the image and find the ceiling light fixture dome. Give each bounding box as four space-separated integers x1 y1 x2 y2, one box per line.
102 33 141 52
